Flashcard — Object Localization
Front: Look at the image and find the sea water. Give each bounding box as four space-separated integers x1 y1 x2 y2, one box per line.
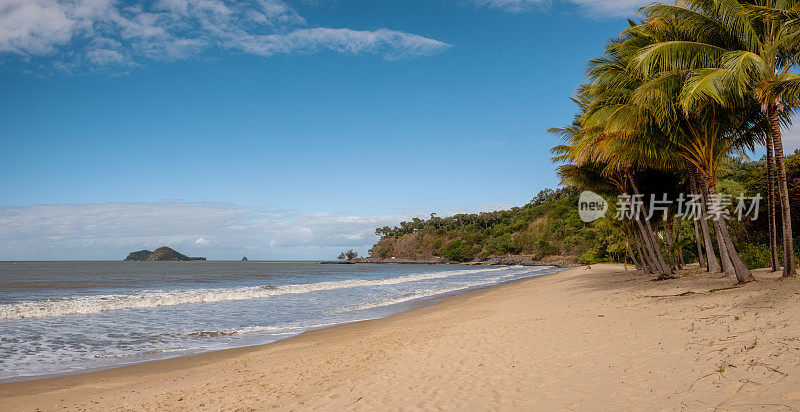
0 261 561 381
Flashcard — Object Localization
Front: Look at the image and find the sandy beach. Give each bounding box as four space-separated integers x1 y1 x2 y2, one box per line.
2 264 799 411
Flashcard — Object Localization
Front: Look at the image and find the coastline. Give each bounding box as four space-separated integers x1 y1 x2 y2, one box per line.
322 255 579 268
0 265 562 384
3 264 799 410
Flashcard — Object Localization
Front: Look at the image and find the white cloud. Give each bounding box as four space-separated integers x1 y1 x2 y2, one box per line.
227 27 450 60
0 0 449 71
0 199 563 260
0 202 425 260
566 0 653 16
467 0 652 16
0 201 522 260
781 125 800 153
0 0 76 54
85 48 128 65
469 0 548 13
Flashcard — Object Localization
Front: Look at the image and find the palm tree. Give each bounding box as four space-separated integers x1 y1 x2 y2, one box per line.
634 0 796 277
551 144 667 276
606 21 760 282
552 13 780 283
549 105 674 277
551 55 682 277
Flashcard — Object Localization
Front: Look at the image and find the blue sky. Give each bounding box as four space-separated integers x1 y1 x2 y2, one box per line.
1 0 798 260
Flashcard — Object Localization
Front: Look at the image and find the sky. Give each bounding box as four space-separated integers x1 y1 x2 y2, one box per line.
1 0 799 260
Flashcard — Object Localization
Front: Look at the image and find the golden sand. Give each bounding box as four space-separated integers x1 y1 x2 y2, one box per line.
2 264 799 410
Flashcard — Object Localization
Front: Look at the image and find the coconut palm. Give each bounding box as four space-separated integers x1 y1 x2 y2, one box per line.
593 22 763 282
550 129 670 276
551 53 684 277
634 0 796 277
549 90 674 277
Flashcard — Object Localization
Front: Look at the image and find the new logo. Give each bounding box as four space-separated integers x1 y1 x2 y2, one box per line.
578 191 608 223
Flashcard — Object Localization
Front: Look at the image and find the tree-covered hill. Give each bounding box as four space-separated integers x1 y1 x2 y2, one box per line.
370 186 625 264
369 151 800 267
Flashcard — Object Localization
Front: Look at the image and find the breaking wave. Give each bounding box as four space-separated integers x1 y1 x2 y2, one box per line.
0 266 544 320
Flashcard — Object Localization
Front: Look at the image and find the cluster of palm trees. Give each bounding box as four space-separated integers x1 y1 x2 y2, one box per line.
551 0 798 283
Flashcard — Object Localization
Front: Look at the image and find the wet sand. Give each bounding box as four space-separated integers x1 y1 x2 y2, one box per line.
2 264 799 410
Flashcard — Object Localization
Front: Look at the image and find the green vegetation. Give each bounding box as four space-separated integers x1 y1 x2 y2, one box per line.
369 152 799 266
722 154 800 269
337 249 359 262
372 0 800 282
371 186 649 264
548 0 800 282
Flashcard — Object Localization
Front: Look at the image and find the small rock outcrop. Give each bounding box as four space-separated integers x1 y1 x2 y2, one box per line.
124 247 206 261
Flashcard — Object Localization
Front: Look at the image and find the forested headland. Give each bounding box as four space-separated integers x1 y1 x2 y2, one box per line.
370 152 799 269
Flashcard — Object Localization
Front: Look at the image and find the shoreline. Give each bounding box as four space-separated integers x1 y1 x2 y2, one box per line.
0 268 566 400
3 264 799 410
322 256 579 267
0 265 566 385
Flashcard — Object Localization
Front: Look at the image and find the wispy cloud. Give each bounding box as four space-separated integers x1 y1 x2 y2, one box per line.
566 0 653 16
0 0 449 72
227 27 450 61
467 0 652 16
0 202 426 260
469 0 548 13
0 201 527 260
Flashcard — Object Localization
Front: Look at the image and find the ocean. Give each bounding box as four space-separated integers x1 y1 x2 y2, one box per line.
0 261 561 381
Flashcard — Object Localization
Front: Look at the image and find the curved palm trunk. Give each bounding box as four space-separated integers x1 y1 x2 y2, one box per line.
692 214 706 268
635 219 660 274
632 226 653 275
626 170 671 276
767 107 796 277
704 176 755 283
675 216 685 268
689 167 720 272
628 193 662 276
712 218 735 276
664 217 678 270
626 239 641 270
766 131 780 272
697 174 735 276
624 225 642 271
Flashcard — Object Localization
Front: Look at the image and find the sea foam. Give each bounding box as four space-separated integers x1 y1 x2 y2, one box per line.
0 266 544 320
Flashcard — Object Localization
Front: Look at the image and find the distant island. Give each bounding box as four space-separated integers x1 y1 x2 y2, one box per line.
124 247 206 261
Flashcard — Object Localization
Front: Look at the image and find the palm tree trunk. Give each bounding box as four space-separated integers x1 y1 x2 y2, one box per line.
626 238 641 270
632 225 652 274
692 214 706 268
626 170 671 276
712 216 735 276
628 192 661 276
638 241 652 274
675 216 685 268
767 106 796 277
624 225 642 271
634 219 657 274
766 130 780 272
689 167 720 272
704 176 755 283
697 174 735 276
664 217 677 270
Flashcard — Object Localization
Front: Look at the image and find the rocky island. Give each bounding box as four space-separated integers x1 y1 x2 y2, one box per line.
124 247 206 261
